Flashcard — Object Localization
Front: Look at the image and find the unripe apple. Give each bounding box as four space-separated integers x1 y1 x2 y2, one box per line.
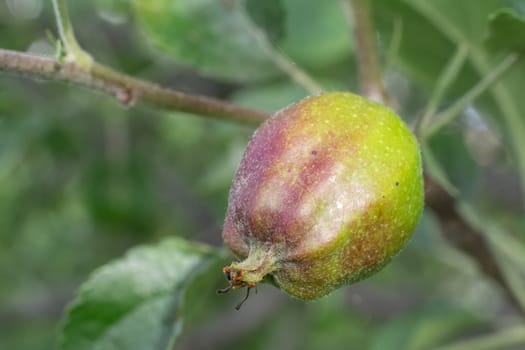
221 92 423 301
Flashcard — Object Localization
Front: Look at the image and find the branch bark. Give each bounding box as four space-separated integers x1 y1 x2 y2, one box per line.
0 49 269 125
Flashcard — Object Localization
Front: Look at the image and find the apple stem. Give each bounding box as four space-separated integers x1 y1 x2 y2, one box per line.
228 246 277 285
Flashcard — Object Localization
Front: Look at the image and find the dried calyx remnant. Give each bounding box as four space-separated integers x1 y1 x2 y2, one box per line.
219 92 424 309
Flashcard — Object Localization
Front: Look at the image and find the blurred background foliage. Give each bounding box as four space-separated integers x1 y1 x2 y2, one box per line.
0 0 524 349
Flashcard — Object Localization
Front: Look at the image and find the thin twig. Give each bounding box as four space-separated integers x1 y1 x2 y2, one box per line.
0 49 269 124
344 0 394 107
51 0 93 67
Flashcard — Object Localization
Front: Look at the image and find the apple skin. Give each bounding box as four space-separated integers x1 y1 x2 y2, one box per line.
222 92 424 300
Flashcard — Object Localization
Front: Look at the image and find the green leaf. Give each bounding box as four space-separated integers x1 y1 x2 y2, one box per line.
485 9 525 52
426 131 481 199
421 141 459 197
59 238 226 350
280 0 352 69
133 0 278 82
245 0 286 43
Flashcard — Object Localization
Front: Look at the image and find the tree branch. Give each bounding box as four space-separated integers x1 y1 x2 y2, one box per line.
0 49 270 125
346 0 525 316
